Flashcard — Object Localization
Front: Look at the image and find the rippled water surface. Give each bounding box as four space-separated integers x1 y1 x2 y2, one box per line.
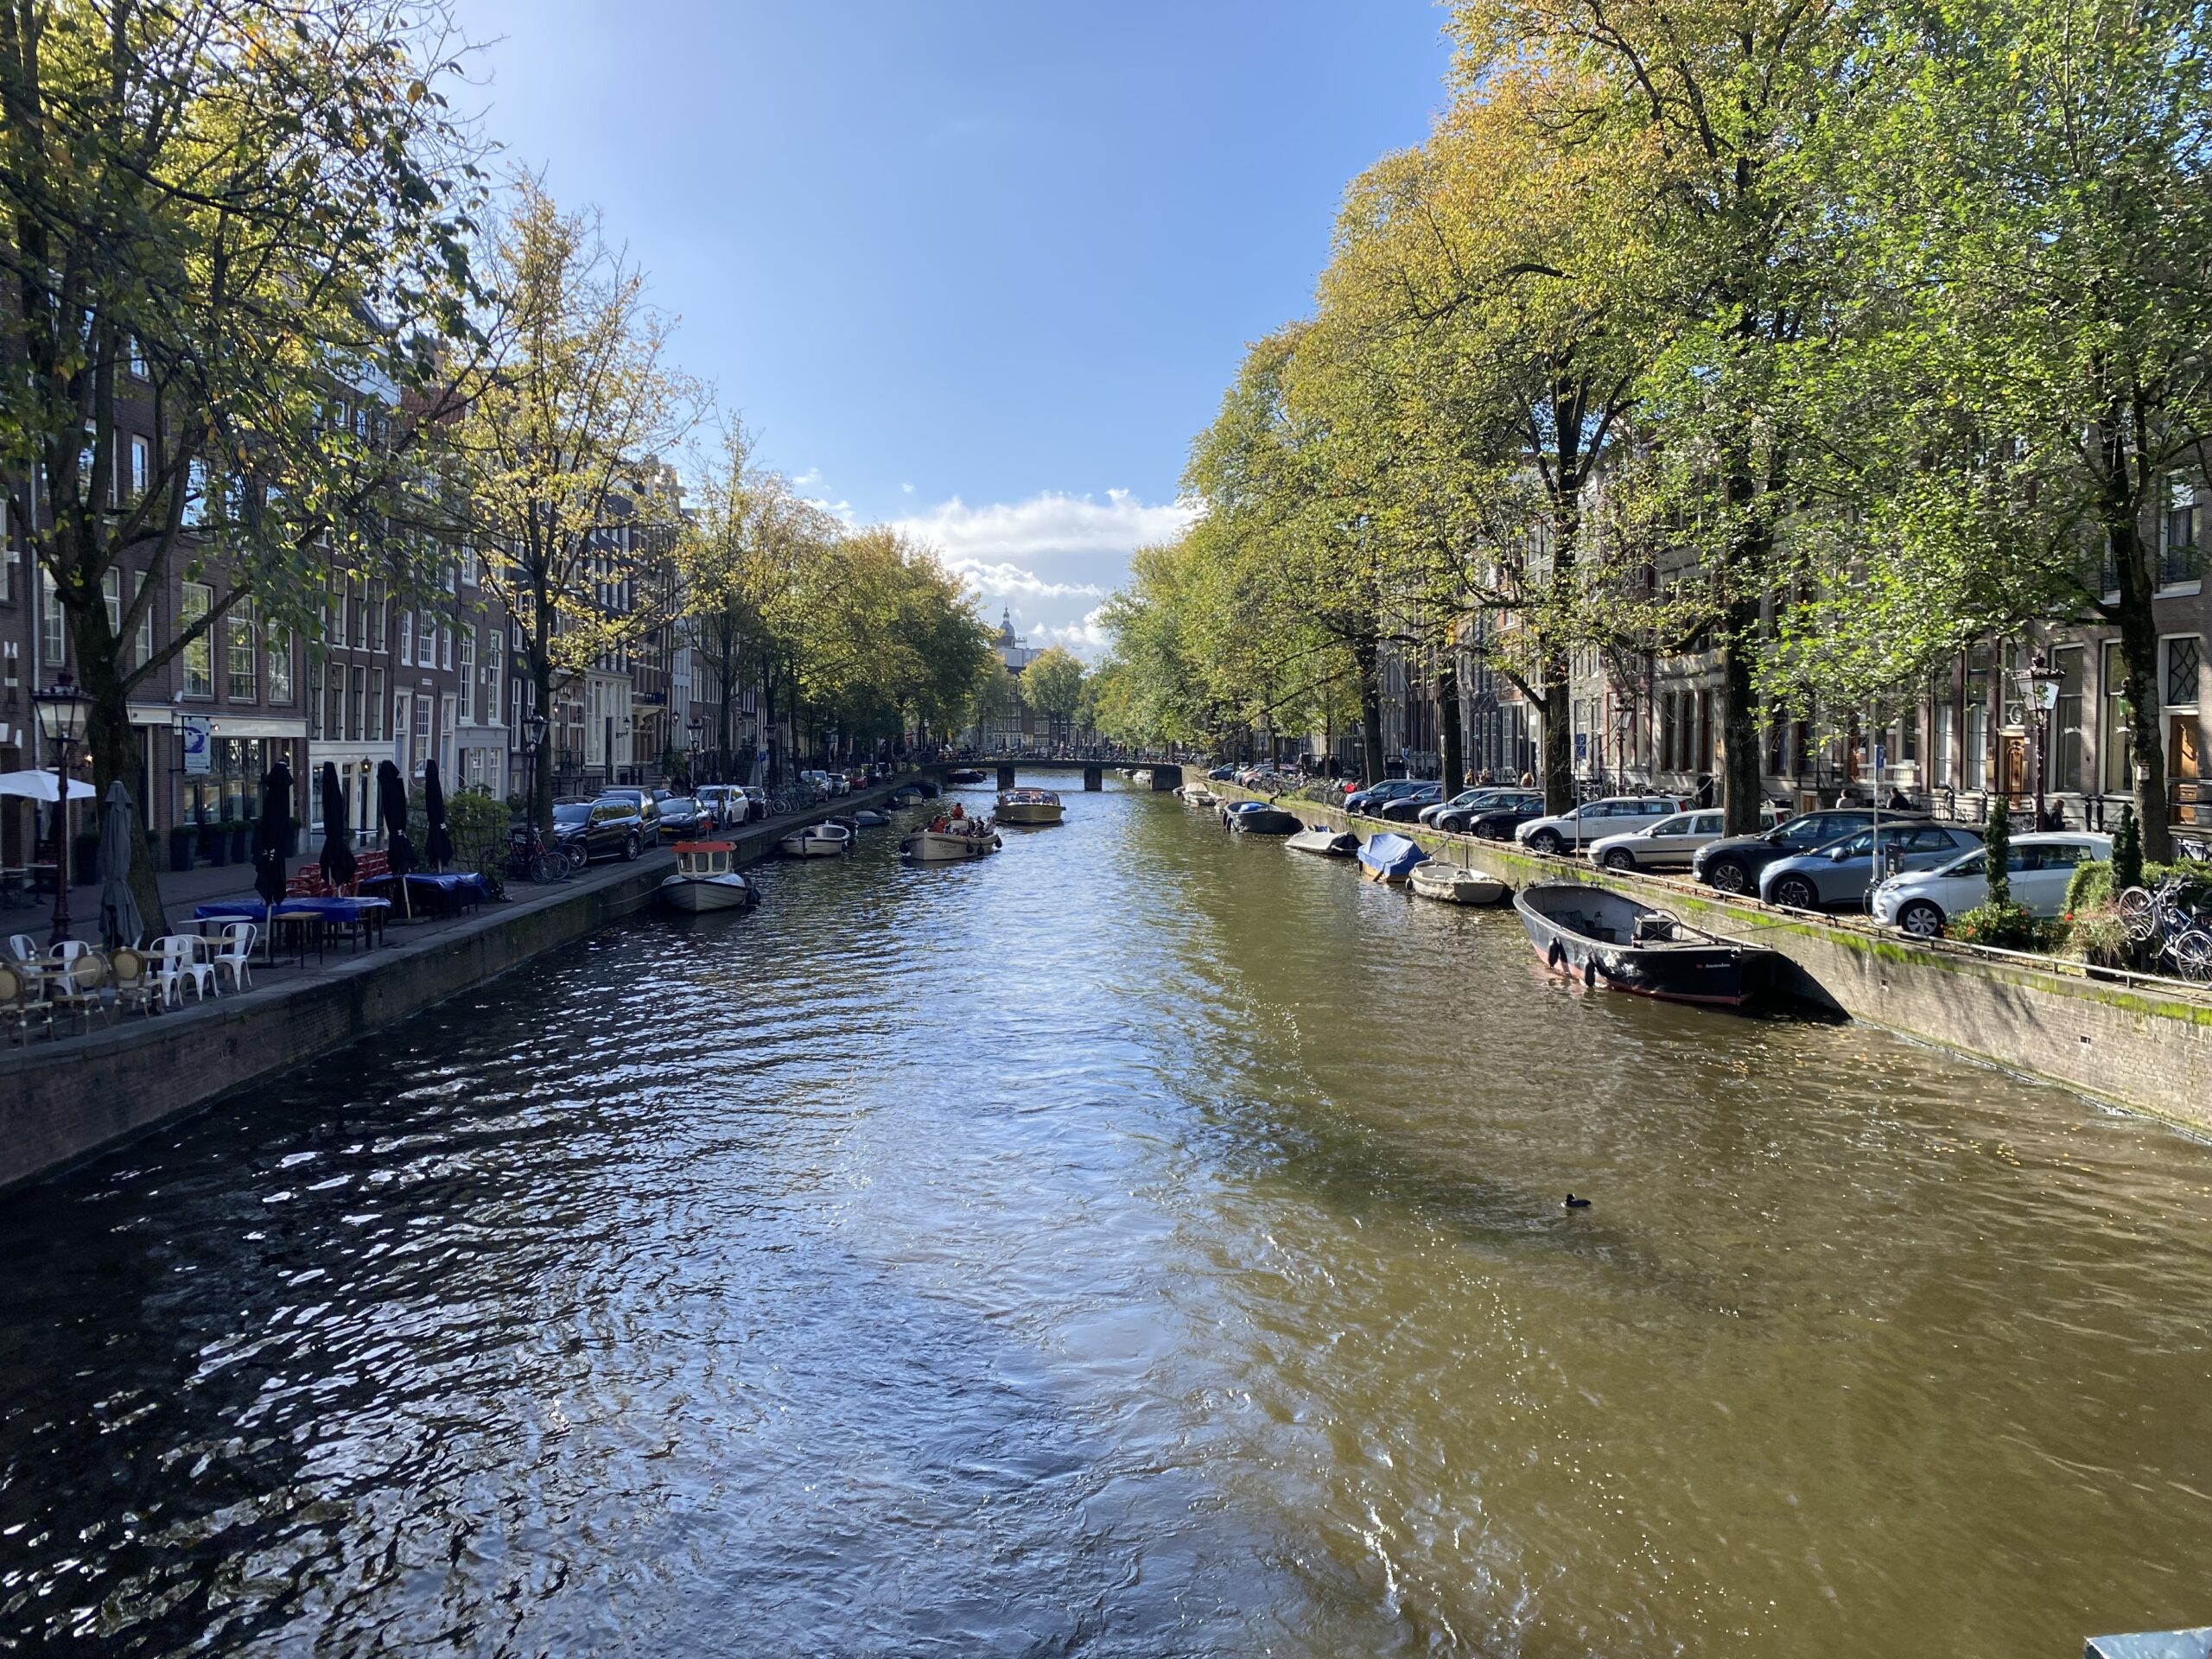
4 778 2212 1656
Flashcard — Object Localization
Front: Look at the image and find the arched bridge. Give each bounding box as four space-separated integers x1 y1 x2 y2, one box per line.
929 758 1185 792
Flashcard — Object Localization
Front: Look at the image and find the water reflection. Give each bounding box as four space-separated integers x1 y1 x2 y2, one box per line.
1 778 2209 1656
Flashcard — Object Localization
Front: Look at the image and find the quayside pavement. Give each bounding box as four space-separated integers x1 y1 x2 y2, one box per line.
0 778 921 1191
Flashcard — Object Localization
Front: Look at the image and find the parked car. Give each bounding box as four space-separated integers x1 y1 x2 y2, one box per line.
1689 808 1879 895
1586 804 1777 873
1758 820 1984 911
1376 784 1446 823
596 788 664 846
1515 795 1685 855
1451 791 1546 837
1207 765 1237 781
1345 779 1430 815
696 784 760 828
553 798 644 863
1870 831 2112 937
1418 786 1510 828
655 796 706 837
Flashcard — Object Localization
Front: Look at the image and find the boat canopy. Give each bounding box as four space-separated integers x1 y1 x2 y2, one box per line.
673 841 735 854
1357 833 1429 880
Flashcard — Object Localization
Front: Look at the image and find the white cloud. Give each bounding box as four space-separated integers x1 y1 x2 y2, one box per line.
887 488 1193 662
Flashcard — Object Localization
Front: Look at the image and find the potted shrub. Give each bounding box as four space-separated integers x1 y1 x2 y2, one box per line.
199 819 227 866
227 816 251 864
70 829 100 885
168 823 197 872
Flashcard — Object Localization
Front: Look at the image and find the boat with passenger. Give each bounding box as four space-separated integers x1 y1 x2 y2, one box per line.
901 810 1001 861
657 841 758 912
1514 881 1779 1007
995 787 1065 826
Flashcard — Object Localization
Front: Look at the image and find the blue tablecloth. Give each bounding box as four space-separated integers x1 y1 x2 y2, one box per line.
402 872 488 896
194 897 391 924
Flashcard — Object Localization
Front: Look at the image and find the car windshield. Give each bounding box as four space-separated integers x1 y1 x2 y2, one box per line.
1649 815 1696 836
553 804 589 823
664 798 694 813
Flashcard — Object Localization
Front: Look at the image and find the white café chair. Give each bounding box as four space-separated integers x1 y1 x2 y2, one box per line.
210 922 257 993
149 935 214 1008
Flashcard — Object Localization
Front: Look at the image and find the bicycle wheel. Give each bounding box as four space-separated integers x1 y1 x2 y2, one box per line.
2118 887 2159 942
528 852 559 884
2171 929 2212 982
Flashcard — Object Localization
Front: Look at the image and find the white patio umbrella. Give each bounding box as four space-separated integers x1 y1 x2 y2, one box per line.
0 771 96 803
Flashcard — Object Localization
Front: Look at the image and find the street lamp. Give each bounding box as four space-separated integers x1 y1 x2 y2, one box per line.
2022 655 2065 829
523 709 548 810
33 673 91 947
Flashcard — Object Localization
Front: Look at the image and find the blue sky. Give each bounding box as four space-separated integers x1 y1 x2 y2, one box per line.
450 1 1452 654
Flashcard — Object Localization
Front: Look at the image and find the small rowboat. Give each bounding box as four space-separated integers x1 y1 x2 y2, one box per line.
1357 832 1428 884
657 841 757 912
1514 881 1778 1008
779 823 853 858
1409 861 1507 905
1228 805 1300 835
1285 826 1359 857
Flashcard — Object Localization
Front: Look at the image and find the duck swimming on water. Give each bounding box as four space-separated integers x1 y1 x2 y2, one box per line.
1563 1193 1592 1209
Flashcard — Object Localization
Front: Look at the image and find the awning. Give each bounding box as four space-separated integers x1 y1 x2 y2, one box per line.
0 770 97 803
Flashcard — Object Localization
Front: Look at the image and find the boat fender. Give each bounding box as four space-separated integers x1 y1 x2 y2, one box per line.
1547 942 1564 972
1583 957 1599 989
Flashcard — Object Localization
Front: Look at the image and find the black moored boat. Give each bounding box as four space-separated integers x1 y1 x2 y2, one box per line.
1514 882 1778 1009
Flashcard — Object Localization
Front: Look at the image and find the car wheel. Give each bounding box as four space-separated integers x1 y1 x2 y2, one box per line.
624 833 640 861
1770 874 1820 910
1897 899 1945 938
1601 848 1636 872
1705 858 1751 894
1529 829 1563 855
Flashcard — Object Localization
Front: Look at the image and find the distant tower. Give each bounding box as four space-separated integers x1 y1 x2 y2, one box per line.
997 607 1017 648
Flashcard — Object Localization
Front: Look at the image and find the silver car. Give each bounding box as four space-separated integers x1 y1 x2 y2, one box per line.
1586 806 1773 873
1516 794 1685 855
1759 820 1983 911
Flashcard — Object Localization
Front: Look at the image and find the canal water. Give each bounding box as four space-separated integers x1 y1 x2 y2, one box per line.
3 779 2210 1657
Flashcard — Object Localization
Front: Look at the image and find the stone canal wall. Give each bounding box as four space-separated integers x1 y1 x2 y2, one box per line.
0 781 918 1191
1206 784 2212 1136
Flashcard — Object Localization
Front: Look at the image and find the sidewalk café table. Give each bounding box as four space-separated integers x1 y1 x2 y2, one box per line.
193 895 391 957
361 869 489 918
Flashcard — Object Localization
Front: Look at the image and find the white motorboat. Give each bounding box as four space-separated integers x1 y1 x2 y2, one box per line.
658 842 758 912
1410 860 1509 906
1130 769 1154 787
900 817 1001 861
779 822 854 858
996 787 1065 826
1180 785 1217 806
1286 826 1359 856
854 808 891 827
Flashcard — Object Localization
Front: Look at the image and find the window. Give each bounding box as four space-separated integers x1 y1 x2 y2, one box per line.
2038 842 2088 869
418 608 435 658
394 691 411 767
126 336 147 378
486 634 502 723
102 568 121 635
2103 641 2134 796
1964 701 1986 791
41 566 65 668
186 458 213 527
398 608 413 664
2056 646 2085 794
181 581 213 696
440 625 452 671
267 625 293 702
2166 635 2201 709
367 667 385 741
1904 826 1962 854
227 601 258 700
349 666 365 741
459 545 478 585
413 691 431 763
1 496 12 602
458 632 474 720
128 435 149 502
135 571 152 665
2164 480 2200 587
324 662 344 741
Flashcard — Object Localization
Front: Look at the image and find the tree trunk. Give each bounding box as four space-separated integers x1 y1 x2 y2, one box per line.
1354 637 1384 784
1437 658 1464 798
2112 519 2173 862
1719 622 1765 835
1541 657 1573 816
531 657 556 840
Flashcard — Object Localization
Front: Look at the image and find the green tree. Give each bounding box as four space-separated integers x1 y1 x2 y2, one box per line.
0 0 485 934
1022 646 1084 746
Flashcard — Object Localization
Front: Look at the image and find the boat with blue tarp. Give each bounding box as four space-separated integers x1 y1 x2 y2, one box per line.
1357 832 1428 883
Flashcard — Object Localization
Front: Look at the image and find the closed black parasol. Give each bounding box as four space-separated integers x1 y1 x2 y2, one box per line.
252 760 291 909
378 760 416 920
318 762 356 891
423 757 454 870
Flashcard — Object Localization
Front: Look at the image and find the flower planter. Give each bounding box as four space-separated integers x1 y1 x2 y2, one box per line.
227 823 251 864
200 825 228 867
71 833 100 886
168 827 196 873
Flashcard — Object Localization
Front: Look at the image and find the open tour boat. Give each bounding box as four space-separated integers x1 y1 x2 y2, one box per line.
658 842 758 912
995 787 1065 826
901 814 1001 861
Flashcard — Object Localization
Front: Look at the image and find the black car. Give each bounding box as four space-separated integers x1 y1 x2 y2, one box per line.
1452 791 1546 838
1689 807 1878 895
553 798 644 863
1344 779 1429 816
655 796 706 837
596 788 663 846
1375 784 1446 823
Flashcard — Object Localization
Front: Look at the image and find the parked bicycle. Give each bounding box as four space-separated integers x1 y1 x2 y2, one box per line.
505 823 578 886
2118 874 2212 980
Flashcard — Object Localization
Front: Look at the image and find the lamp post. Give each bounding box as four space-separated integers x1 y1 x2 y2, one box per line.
522 709 548 819
2023 655 2065 829
33 673 91 946
686 716 706 784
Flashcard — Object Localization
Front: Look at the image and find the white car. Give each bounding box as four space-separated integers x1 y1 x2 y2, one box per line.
1869 831 2112 938
1516 795 1685 856
1586 805 1776 873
